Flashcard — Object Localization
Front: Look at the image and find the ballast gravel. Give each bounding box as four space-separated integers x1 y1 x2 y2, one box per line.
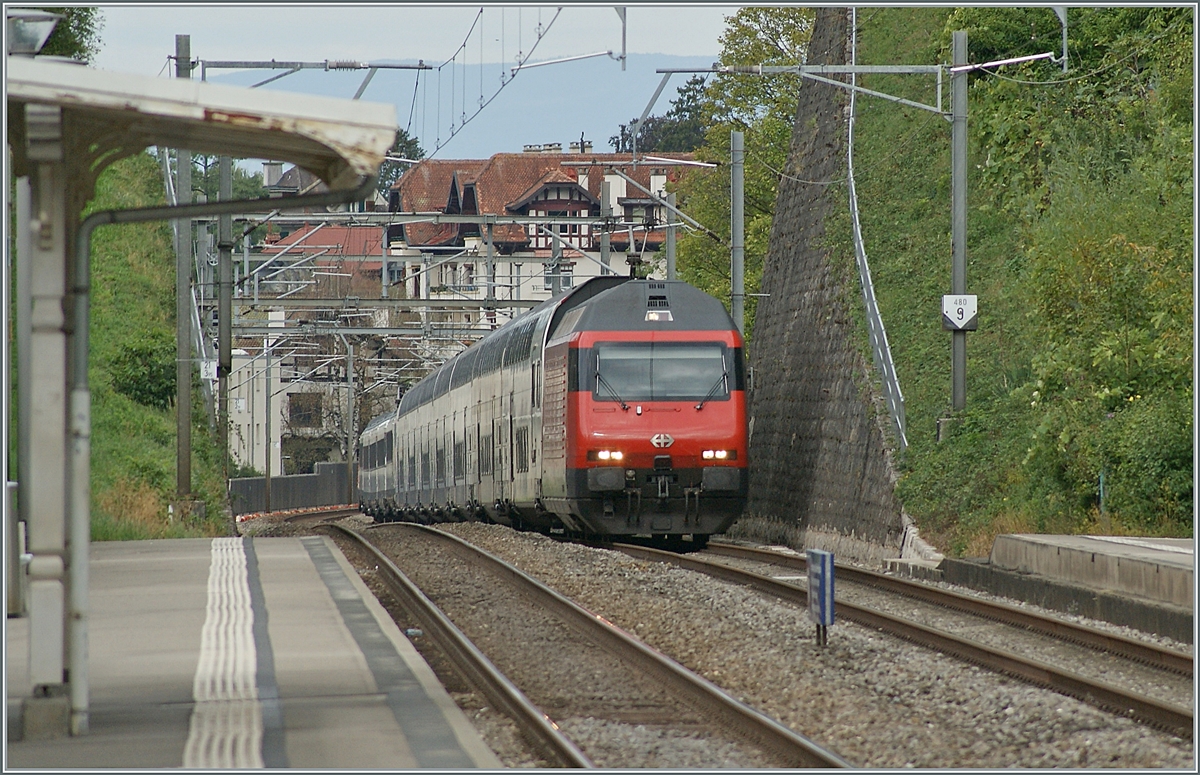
430 523 1193 769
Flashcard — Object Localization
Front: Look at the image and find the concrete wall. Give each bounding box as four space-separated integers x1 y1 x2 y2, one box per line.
229 461 354 516
736 7 906 562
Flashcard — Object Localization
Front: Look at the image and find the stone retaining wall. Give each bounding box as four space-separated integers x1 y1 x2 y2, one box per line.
741 6 906 563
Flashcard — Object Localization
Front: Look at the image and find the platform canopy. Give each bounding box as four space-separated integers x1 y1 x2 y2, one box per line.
6 51 397 741
6 55 397 189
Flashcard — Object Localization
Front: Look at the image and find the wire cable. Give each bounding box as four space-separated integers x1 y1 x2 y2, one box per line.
406 69 420 135
426 7 562 157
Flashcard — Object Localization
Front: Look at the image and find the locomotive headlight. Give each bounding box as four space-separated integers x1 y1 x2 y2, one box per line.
702 449 736 460
588 449 624 462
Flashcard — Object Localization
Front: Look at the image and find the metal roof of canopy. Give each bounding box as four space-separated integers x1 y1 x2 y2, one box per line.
6 56 397 187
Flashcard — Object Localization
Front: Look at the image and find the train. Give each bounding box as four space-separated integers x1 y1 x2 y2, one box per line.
357 276 748 547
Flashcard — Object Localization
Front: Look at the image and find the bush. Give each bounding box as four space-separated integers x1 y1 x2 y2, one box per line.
108 333 176 409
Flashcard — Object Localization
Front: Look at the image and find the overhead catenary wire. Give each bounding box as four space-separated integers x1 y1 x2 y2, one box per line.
422 7 563 158
749 103 940 187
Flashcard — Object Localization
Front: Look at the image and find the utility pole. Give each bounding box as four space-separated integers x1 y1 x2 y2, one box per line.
485 221 496 328
381 225 389 298
218 156 232 488
600 179 612 273
665 192 676 280
550 235 562 295
950 31 967 412
730 131 745 334
345 342 354 505
263 341 271 513
174 34 192 504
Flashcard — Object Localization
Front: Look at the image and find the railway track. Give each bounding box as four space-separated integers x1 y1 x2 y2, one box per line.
611 541 1193 740
706 542 1193 675
325 523 851 768
322 522 592 768
280 505 362 524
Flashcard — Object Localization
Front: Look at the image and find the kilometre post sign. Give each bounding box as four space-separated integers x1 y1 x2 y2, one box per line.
941 294 978 331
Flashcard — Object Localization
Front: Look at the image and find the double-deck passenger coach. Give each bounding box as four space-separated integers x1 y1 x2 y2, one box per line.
359 277 748 546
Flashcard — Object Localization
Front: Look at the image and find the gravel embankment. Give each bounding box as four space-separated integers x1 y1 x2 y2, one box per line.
702 551 1194 709
431 523 1193 769
240 515 1192 768
362 524 779 769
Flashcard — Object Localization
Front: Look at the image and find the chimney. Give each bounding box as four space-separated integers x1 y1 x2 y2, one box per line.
263 161 283 187
543 142 562 153
523 144 542 153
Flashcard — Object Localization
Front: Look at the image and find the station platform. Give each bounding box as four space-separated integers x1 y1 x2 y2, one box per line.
990 534 1194 609
6 536 502 769
939 534 1194 643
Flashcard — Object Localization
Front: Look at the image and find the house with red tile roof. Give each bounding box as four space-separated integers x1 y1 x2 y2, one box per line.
389 147 700 305
253 222 393 301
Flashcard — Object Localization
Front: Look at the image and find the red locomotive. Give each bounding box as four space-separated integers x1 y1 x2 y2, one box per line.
358 277 748 547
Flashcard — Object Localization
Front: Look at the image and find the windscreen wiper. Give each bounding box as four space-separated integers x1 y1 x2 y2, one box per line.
595 372 630 410
694 372 728 411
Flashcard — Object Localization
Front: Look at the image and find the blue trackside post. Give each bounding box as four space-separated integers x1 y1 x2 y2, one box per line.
807 549 835 646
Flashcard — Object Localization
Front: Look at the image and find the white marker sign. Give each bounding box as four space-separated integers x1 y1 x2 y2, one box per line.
942 295 978 331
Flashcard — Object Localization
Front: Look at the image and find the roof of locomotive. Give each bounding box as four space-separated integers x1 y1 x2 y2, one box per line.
547 279 737 339
393 275 631 417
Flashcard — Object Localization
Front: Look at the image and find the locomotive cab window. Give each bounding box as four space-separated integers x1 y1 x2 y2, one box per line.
592 342 730 402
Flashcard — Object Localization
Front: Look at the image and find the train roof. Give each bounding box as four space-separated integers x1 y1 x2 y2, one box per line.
361 412 394 434
547 279 738 340
395 276 630 417
389 277 737 422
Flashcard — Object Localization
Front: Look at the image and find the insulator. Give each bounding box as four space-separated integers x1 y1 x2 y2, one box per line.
327 60 359 70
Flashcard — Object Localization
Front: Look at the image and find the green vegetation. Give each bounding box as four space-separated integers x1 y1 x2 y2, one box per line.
610 75 710 154
664 7 1192 553
85 152 232 540
671 7 816 338
377 128 426 193
35 6 103 62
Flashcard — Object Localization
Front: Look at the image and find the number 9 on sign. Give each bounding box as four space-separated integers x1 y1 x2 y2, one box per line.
941 295 978 331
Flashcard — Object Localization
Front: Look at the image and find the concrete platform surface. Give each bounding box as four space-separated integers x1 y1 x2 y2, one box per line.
989 534 1194 609
6 536 502 769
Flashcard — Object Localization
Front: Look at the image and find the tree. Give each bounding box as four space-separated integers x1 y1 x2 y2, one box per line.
610 75 709 153
706 7 814 127
36 6 103 62
670 7 816 339
377 129 425 195
191 156 269 203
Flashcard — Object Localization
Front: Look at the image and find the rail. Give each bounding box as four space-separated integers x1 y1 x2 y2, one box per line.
705 542 1193 676
321 523 593 768
614 542 1193 739
377 524 851 767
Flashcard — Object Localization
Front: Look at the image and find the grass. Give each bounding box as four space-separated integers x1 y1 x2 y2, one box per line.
82 152 233 540
835 8 1192 554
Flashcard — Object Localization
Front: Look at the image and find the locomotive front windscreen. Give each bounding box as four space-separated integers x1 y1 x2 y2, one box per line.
593 342 729 402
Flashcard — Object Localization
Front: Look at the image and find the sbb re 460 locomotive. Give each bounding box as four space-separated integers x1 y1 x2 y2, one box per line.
358 277 748 547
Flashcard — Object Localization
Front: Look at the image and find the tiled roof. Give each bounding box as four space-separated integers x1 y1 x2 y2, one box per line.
395 151 697 249
507 168 598 212
262 224 385 257
394 159 484 211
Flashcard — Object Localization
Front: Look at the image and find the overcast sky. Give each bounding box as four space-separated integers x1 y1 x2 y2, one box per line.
92 4 742 77
88 4 746 159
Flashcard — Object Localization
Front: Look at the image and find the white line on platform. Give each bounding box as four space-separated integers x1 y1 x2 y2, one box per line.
183 537 265 768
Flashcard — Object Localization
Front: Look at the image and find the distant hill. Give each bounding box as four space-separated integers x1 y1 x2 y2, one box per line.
210 54 717 160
